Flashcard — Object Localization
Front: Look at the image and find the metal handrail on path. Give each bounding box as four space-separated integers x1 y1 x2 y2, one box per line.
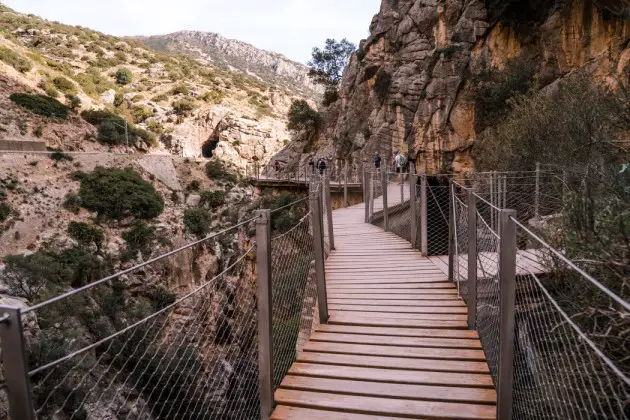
0 182 335 420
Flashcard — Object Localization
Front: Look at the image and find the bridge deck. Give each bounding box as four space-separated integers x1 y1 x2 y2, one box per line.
271 204 496 419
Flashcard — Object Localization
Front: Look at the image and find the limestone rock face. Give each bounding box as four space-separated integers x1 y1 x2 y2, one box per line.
282 0 630 175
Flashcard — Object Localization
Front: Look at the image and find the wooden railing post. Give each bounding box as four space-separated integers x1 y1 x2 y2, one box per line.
420 175 428 256
310 190 329 324
364 168 369 223
255 209 274 420
409 174 418 249
0 306 36 420
324 175 335 250
497 209 517 420
467 190 478 329
382 170 389 231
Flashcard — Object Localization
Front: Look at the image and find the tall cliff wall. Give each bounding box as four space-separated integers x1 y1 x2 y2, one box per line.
279 0 630 175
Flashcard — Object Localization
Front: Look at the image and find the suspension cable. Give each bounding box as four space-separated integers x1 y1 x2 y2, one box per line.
23 216 261 314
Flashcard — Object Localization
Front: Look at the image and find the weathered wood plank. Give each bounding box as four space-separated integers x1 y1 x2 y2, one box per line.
315 324 479 339
309 332 482 349
303 342 487 361
275 390 497 419
271 406 403 420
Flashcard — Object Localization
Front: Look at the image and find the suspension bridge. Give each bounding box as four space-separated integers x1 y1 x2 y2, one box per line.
0 169 627 420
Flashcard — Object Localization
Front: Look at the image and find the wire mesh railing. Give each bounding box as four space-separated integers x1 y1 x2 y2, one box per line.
0 186 334 420
246 162 364 186
448 170 630 419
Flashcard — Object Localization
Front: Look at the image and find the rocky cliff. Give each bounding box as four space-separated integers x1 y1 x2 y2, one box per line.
277 0 630 175
139 31 321 98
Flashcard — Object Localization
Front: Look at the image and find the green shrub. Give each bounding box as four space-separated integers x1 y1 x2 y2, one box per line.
151 94 168 102
170 84 189 95
172 98 197 115
9 93 68 118
261 192 308 233
38 79 59 98
322 89 339 107
201 90 224 103
115 68 132 85
50 150 73 161
52 76 75 94
186 180 200 191
184 208 211 237
287 100 320 132
374 69 392 102
79 167 164 220
0 46 32 72
63 192 82 214
122 221 155 257
200 190 227 208
130 104 153 123
114 51 127 63
67 221 104 249
0 202 11 223
205 160 237 183
65 93 81 110
356 47 366 62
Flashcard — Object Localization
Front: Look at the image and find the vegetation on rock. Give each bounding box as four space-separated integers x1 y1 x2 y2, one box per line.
67 221 105 249
184 208 211 236
9 93 69 118
287 100 320 133
307 38 355 104
0 46 32 72
78 167 164 220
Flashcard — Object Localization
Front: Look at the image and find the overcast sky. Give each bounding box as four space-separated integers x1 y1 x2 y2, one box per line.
2 0 381 63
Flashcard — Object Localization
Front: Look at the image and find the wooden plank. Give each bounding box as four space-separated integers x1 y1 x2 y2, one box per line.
326 283 455 290
326 278 448 284
275 390 496 419
329 313 468 328
289 362 493 388
296 352 489 373
315 324 479 339
328 299 465 307
329 305 468 314
272 405 403 420
328 293 459 300
310 332 481 349
330 311 468 321
303 342 487 361
280 376 497 404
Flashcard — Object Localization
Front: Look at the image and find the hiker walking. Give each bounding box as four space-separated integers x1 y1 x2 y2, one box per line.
308 155 315 173
395 151 406 184
373 152 382 173
317 157 327 176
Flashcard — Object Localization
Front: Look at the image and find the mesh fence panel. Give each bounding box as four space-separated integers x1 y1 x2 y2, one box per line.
270 214 316 389
511 224 630 419
452 183 469 301
25 236 259 420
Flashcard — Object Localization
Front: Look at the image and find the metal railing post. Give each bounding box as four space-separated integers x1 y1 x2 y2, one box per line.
381 170 389 231
324 175 335 250
448 180 455 283
0 306 36 420
497 209 517 420
467 190 478 329
534 163 540 219
255 210 274 420
369 171 375 220
344 161 349 208
364 169 369 223
310 190 329 324
420 175 428 256
409 174 418 249
400 175 404 204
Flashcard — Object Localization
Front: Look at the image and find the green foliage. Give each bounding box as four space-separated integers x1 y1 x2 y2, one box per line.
0 202 11 223
356 47 366 62
170 84 189 95
308 38 356 89
261 192 308 233
201 89 224 104
9 93 68 118
50 150 73 161
186 180 201 191
200 190 227 208
471 56 536 127
287 100 320 133
67 221 104 249
38 79 59 98
63 192 82 214
151 93 168 102
122 221 156 258
65 93 81 110
74 69 114 96
205 160 238 183
172 98 197 115
184 208 211 237
79 167 164 220
130 104 153 123
115 68 133 85
0 46 32 72
374 69 392 102
52 76 76 94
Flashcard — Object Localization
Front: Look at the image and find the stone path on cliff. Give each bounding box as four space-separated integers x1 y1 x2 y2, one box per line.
270 202 497 419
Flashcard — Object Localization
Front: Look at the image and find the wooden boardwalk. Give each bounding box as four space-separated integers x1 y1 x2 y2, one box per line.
271 203 497 419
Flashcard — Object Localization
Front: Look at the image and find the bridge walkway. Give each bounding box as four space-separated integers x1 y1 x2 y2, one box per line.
271 202 497 419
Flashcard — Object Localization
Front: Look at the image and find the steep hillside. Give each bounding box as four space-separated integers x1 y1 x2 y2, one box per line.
138 31 321 98
274 0 630 175
0 3 307 167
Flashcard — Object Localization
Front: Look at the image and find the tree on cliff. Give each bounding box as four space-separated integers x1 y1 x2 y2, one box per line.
308 38 355 105
287 100 320 134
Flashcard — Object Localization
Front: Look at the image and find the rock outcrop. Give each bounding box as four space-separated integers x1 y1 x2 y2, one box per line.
278 0 630 175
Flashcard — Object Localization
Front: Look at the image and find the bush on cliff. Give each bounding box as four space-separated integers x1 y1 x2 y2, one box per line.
10 93 68 118
287 100 320 133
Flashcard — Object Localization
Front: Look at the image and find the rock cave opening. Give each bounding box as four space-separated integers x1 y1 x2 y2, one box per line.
202 137 220 158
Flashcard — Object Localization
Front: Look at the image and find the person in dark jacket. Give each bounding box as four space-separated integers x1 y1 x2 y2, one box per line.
317 158 327 175
374 152 382 172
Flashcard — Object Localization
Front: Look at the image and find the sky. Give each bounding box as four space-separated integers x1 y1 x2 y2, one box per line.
2 0 381 63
